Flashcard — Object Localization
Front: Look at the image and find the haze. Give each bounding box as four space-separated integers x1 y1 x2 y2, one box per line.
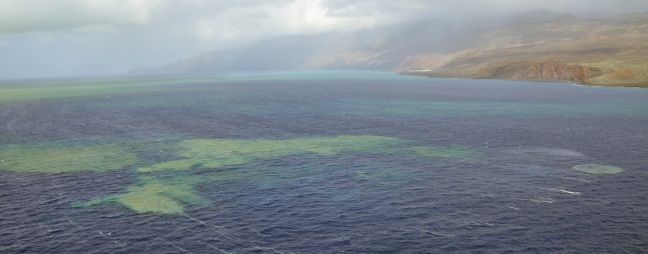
1 0 648 79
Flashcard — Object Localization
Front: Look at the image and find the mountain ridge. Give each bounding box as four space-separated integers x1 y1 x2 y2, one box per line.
133 11 648 87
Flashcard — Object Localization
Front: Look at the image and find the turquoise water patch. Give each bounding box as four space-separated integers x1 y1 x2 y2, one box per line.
0 71 420 105
334 99 648 118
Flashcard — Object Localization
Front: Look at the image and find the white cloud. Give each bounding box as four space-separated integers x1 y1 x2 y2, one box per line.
0 0 161 34
1 0 647 78
192 0 418 49
3 0 646 42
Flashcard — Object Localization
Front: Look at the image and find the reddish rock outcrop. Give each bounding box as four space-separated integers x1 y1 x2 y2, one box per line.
488 60 601 83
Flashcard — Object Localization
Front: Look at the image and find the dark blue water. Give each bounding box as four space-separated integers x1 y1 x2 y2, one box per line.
1 75 648 253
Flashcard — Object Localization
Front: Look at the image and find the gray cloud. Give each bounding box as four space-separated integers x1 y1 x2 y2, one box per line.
0 0 161 34
1 0 647 79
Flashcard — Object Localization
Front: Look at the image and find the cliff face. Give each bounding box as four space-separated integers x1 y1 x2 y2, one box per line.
487 61 602 83
401 13 648 87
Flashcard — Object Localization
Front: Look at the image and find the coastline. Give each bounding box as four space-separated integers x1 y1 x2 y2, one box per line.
397 71 648 89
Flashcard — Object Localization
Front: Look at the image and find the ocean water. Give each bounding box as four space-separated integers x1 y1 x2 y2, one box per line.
1 72 647 253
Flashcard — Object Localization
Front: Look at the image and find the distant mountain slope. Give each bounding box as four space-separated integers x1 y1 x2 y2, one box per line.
404 12 648 87
133 11 648 87
130 15 490 74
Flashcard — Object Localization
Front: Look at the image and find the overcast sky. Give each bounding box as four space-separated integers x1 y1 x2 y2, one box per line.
1 0 647 79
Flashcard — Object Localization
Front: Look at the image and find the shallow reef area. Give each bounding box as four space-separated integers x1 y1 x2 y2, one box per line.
0 142 137 173
88 135 484 214
572 164 625 174
138 135 402 173
0 135 626 215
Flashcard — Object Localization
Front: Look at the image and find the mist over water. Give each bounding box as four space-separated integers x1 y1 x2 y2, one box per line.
1 72 647 253
2 0 648 79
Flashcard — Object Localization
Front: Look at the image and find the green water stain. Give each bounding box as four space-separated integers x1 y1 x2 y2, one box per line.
80 170 264 214
138 135 403 172
0 71 414 105
88 163 414 214
0 143 137 173
82 178 206 214
572 164 624 174
0 82 170 105
62 135 477 214
0 73 253 104
116 181 207 214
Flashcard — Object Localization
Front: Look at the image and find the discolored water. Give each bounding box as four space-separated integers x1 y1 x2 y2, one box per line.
1 72 647 253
